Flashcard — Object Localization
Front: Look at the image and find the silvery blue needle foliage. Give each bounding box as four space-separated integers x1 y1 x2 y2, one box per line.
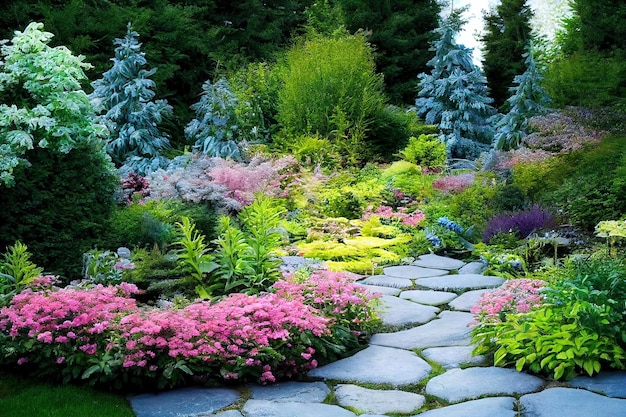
90 23 172 175
415 11 496 160
491 43 551 151
185 78 242 160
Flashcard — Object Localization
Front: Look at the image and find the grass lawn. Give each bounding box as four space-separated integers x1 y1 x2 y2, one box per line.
0 370 135 417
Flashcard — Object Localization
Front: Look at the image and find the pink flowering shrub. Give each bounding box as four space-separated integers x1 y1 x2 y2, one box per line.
0 272 378 389
432 173 475 193
147 154 298 211
471 278 545 323
274 270 381 362
362 205 425 228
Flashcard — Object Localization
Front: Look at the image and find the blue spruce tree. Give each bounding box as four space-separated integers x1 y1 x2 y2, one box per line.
415 11 496 160
492 43 551 151
90 23 172 175
185 78 242 160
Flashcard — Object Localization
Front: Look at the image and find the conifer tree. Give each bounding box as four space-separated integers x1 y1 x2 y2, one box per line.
492 43 551 151
481 0 533 109
91 23 172 175
415 11 496 160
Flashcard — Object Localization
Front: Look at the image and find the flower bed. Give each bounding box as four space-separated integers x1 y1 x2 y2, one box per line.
0 272 379 390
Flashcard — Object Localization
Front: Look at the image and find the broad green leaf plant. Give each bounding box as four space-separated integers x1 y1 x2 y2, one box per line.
0 22 109 186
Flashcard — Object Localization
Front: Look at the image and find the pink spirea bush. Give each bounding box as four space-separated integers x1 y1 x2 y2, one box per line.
470 278 545 323
432 173 475 193
147 154 298 210
362 205 425 227
0 271 377 389
274 270 380 333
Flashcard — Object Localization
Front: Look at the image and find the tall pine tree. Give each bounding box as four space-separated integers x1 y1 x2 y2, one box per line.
492 43 551 151
415 11 496 160
481 0 533 109
91 23 172 176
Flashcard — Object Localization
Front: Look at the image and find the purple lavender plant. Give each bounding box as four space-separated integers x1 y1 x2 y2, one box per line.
482 205 555 243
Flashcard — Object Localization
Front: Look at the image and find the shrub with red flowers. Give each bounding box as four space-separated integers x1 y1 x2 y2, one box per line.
0 271 379 389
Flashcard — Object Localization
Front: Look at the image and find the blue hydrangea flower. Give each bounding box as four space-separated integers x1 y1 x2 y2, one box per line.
437 216 464 234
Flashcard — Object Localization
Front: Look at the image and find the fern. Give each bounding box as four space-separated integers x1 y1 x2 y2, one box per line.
0 241 43 304
174 217 218 298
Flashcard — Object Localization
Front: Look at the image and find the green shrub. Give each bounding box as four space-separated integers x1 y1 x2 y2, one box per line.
543 51 626 108
472 257 626 380
276 31 397 163
0 146 118 279
381 160 435 199
399 134 447 169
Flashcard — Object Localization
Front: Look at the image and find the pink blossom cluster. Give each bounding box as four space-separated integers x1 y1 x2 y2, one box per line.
0 272 380 387
147 154 298 210
274 270 380 332
471 278 545 323
118 292 328 383
362 205 425 227
432 173 475 193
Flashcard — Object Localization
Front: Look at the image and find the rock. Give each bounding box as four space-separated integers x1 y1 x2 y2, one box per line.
448 289 493 311
356 284 401 296
415 397 517 417
568 371 626 398
377 295 439 327
242 400 355 417
248 381 330 403
334 384 425 415
426 367 544 403
383 265 448 279
412 254 466 270
359 275 412 289
421 346 488 369
370 311 474 349
308 345 432 387
519 387 626 417
415 274 505 291
128 387 240 417
400 290 458 305
458 261 486 274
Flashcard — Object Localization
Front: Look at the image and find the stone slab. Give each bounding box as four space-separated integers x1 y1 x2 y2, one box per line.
421 345 488 369
458 261 487 274
308 345 432 387
415 397 517 417
242 400 355 417
415 274 505 291
356 283 401 296
412 254 466 270
383 265 449 279
448 289 493 311
520 387 626 417
359 275 412 289
128 387 240 417
378 295 439 327
569 371 626 398
248 381 330 403
334 384 426 415
426 367 544 403
370 311 474 349
400 289 458 306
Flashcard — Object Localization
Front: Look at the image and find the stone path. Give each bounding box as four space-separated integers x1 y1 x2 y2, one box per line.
128 254 626 417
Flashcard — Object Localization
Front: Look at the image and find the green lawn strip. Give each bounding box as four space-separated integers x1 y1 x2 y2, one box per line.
0 370 135 417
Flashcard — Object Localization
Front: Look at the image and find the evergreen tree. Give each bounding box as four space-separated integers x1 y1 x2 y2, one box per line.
481 0 533 109
337 0 441 104
492 43 551 151
185 79 242 160
415 12 496 160
91 23 172 176
567 0 626 53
